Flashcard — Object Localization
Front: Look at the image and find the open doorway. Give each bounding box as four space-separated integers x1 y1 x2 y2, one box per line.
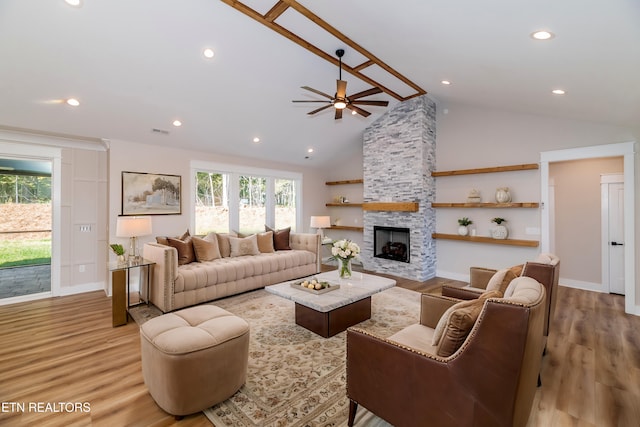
0 158 52 300
541 141 636 315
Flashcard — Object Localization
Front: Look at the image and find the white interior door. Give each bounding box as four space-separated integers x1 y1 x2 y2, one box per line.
601 174 625 295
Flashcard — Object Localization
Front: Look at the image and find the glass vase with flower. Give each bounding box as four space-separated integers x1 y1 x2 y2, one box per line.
330 239 361 279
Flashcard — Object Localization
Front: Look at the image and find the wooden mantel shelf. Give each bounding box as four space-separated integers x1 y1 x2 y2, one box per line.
362 202 419 212
431 163 539 177
432 233 539 247
325 179 363 185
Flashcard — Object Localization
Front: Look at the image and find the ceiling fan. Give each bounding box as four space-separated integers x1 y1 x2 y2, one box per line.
292 49 389 120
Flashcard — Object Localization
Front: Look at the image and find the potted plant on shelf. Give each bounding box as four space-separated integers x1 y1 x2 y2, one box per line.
491 217 508 239
457 217 473 236
109 243 126 263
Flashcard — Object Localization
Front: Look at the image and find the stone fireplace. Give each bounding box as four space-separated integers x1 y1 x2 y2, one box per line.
362 95 436 281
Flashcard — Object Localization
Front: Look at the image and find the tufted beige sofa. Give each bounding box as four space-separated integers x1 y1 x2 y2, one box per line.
143 232 321 313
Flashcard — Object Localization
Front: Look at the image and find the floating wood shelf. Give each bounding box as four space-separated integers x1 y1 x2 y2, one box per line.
432 202 540 208
432 233 539 247
431 163 539 177
362 202 419 212
329 225 364 232
325 203 363 207
325 179 364 185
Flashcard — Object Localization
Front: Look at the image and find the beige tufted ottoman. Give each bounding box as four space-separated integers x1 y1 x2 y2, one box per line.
140 305 250 417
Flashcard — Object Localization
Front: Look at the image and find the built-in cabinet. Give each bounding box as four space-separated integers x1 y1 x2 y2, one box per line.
431 163 540 247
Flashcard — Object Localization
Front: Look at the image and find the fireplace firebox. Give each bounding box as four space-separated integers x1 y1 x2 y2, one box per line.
373 226 410 263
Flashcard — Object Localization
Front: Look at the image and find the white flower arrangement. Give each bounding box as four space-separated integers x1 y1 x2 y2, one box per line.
330 239 361 262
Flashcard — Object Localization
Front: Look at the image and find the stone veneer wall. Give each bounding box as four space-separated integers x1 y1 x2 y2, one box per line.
362 95 436 281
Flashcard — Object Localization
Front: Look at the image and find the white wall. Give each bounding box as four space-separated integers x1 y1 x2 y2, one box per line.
434 102 636 282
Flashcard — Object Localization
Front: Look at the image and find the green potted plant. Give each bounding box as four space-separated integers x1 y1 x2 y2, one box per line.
491 217 508 239
457 217 473 236
109 243 126 263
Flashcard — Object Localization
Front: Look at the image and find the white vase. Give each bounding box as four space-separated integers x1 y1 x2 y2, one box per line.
491 225 509 239
457 225 469 236
495 187 512 203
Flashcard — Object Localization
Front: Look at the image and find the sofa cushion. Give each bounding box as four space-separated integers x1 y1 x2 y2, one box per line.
157 229 190 246
436 298 485 357
432 289 501 347
257 231 275 253
229 234 260 257
504 276 544 303
216 232 237 258
485 265 522 293
192 233 221 262
265 225 291 251
167 236 196 265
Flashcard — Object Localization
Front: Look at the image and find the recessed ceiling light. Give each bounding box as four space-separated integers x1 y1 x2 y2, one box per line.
172 120 182 127
307 148 314 153
441 80 451 85
203 48 215 59
351 110 357 115
253 137 260 143
552 89 566 95
531 30 555 40
66 98 80 107
65 0 82 7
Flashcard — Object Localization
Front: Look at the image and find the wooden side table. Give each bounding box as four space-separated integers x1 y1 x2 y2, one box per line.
109 259 155 327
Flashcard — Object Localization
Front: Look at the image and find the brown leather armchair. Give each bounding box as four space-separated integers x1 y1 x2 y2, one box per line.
442 255 559 338
346 278 546 427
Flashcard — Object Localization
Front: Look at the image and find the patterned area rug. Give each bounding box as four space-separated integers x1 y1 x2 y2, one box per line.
203 287 418 427
130 287 417 426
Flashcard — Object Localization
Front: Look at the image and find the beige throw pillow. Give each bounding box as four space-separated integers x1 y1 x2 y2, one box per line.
229 234 260 257
216 232 237 258
432 298 479 346
257 231 275 253
485 267 520 294
192 232 221 262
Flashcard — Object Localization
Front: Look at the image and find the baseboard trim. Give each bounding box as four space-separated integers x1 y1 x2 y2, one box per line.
57 281 105 296
435 270 470 283
558 278 607 293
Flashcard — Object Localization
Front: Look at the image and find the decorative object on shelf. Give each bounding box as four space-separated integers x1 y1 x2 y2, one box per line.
310 216 331 241
116 216 153 261
491 217 508 239
109 243 126 263
330 239 360 279
467 189 481 203
457 217 473 236
495 187 512 203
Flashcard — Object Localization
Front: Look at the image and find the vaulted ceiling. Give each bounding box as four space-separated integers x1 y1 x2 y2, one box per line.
0 0 638 167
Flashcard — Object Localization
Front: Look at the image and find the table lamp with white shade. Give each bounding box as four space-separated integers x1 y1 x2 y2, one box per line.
116 216 152 262
310 216 331 243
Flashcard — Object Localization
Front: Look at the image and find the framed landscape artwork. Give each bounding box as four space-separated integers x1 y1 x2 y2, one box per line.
121 171 181 215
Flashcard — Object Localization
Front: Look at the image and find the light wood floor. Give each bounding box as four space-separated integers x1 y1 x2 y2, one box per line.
1 275 639 426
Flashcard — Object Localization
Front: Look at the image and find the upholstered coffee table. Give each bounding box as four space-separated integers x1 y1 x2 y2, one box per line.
265 270 395 337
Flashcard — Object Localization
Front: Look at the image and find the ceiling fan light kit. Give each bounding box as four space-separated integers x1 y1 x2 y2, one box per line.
292 49 389 120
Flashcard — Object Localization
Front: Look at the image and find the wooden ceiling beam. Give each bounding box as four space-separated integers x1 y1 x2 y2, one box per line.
220 0 426 101
264 1 289 22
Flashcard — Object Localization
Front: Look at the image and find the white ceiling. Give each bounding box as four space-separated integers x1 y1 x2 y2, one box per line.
1 0 638 167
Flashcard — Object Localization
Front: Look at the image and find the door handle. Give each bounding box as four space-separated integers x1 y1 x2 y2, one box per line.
611 241 624 246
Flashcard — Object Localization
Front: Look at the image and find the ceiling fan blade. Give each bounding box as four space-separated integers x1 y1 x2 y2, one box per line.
348 87 383 100
346 104 371 117
335 108 343 120
292 100 332 103
336 80 347 99
308 104 334 115
351 100 389 106
301 86 333 99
